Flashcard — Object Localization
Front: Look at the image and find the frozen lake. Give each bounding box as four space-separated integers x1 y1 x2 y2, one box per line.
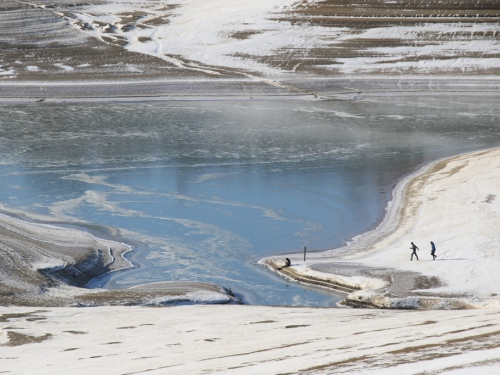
1 96 500 306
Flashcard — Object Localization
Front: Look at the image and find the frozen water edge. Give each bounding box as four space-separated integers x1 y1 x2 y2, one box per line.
263 146 500 309
0 207 239 307
1 94 500 373
2 76 500 102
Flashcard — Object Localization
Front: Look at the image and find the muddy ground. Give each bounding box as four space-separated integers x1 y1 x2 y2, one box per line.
2 0 499 83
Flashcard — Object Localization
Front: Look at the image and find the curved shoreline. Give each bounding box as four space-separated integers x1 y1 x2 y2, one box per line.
0 208 136 283
261 153 449 294
2 138 498 309
262 146 500 309
1 112 500 309
0 209 238 307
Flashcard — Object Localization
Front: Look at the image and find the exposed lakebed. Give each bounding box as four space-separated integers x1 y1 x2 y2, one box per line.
1 96 500 306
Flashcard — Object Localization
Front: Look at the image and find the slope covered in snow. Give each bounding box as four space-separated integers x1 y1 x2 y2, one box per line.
2 305 500 374
2 0 500 81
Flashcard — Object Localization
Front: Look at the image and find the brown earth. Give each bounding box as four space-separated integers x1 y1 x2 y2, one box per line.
259 0 500 75
0 0 239 81
2 0 500 83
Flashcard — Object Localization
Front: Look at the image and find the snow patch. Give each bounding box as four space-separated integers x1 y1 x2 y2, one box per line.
54 63 74 72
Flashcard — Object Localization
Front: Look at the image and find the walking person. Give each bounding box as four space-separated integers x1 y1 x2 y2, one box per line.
430 241 437 260
410 242 419 261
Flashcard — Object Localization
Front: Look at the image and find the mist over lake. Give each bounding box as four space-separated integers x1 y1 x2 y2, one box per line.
1 96 500 305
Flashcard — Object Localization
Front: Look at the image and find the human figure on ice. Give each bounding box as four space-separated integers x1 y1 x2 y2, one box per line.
278 258 291 270
410 242 419 260
430 241 437 260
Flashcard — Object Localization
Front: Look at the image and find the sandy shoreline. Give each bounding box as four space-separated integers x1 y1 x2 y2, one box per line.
263 146 500 309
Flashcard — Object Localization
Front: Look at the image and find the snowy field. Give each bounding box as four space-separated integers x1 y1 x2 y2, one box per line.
62 0 500 76
2 305 500 374
1 0 500 83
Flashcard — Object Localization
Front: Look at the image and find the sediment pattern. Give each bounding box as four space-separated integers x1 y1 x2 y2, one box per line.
0 0 219 80
2 0 499 81
0 211 129 305
0 212 236 306
270 0 500 75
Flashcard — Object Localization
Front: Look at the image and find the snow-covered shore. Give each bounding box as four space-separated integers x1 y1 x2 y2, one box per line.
3 151 500 372
0 209 238 307
263 147 500 309
2 305 500 374
6 123 500 311
2 109 500 310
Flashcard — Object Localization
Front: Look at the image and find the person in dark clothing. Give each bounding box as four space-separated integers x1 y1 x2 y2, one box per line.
278 258 291 270
410 242 419 260
430 241 437 260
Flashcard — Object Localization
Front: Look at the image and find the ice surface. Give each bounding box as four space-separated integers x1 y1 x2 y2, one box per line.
1 98 500 306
